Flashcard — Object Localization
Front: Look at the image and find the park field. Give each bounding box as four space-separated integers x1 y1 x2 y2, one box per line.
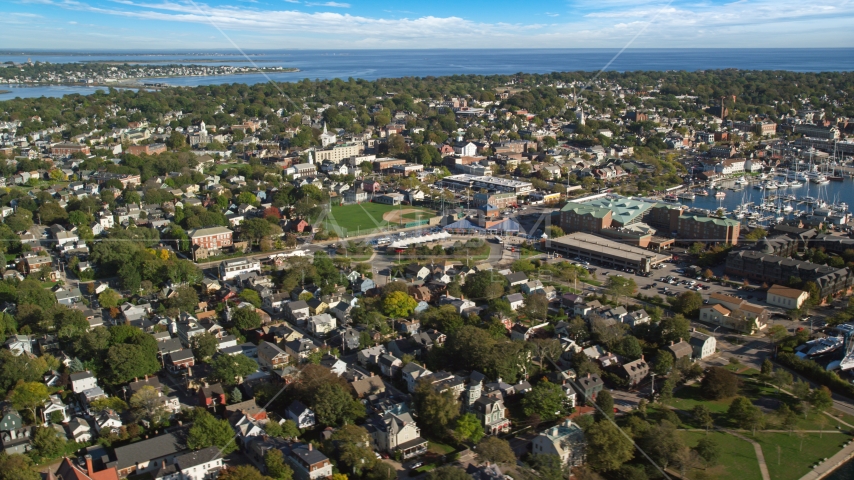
317 202 435 236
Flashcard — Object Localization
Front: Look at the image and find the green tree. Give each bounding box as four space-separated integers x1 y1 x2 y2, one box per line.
586 420 634 472
266 419 300 439
606 276 636 301
232 307 262 331
701 367 739 400
382 291 418 318
414 379 459 437
187 409 238 454
365 463 398 480
653 349 673 375
462 270 507 301
166 285 199 312
238 289 263 308
671 291 703 317
130 385 167 425
209 353 258 385
167 131 187 149
98 288 122 309
191 332 219 360
528 454 570 480
89 396 129 414
453 413 484 444
106 341 160 385
727 396 755 424
32 426 66 457
520 293 549 321
656 314 691 344
809 388 834 412
9 381 49 422
425 467 470 480
311 382 365 427
692 405 714 431
594 389 615 422
694 436 721 466
0 453 42 480
218 466 267 480
265 449 294 480
522 381 566 422
638 421 683 469
475 436 516 465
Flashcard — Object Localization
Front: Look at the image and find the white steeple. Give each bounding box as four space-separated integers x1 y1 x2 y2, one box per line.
307 150 314 165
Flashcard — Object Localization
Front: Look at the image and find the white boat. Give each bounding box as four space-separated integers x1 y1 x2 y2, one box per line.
807 171 829 184
678 192 696 201
715 191 725 198
789 181 804 188
734 177 748 185
782 203 794 213
797 336 844 358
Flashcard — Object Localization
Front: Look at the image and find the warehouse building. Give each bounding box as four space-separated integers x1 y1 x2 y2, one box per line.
545 233 671 273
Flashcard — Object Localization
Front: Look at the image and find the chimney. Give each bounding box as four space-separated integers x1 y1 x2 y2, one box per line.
144 374 148 381
587 373 590 379
85 455 94 475
308 443 313 451
134 377 138 382
670 340 674 346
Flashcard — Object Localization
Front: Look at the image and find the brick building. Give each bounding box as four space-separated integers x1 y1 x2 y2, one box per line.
51 143 90 156
677 215 740 245
187 226 233 251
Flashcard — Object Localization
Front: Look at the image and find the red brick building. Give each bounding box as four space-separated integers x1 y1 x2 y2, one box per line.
187 226 233 251
51 143 90 156
126 143 167 156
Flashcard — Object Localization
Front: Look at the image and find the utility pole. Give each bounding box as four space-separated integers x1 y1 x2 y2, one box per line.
650 372 656 398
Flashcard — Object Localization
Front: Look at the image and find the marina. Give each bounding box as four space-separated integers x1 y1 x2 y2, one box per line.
657 169 854 229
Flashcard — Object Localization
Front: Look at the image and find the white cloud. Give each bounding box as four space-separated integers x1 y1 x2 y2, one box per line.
8 0 854 48
305 1 349 7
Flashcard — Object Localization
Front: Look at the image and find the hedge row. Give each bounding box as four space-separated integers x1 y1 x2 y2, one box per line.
776 352 854 398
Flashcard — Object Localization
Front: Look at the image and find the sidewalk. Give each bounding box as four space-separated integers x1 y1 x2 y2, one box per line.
799 441 854 480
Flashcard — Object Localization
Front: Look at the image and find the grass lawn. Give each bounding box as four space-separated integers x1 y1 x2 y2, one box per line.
211 163 239 174
670 384 733 416
427 440 456 455
755 432 850 480
318 203 434 236
681 431 763 480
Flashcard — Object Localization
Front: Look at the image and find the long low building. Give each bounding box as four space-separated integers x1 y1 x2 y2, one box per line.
545 232 671 273
439 174 534 194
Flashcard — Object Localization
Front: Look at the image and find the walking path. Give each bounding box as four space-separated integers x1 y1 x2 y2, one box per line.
726 429 772 480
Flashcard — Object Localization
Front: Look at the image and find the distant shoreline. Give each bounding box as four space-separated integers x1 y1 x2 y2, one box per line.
0 68 301 89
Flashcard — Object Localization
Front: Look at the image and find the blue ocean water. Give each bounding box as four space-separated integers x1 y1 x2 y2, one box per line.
2 48 854 100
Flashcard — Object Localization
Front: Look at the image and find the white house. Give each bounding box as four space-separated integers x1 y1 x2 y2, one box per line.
160 447 224 480
95 409 123 434
308 313 336 336
766 284 810 310
505 293 524 311
689 330 717 360
286 400 316 429
401 363 432 393
42 395 69 424
70 371 98 394
65 417 93 442
531 419 586 466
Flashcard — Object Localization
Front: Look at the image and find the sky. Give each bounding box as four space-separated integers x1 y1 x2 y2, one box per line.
2 0 854 50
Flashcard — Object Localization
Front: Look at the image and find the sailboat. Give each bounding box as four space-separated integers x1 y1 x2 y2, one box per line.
828 143 844 181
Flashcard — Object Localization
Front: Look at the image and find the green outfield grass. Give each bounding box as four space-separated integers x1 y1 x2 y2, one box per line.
318 203 434 236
